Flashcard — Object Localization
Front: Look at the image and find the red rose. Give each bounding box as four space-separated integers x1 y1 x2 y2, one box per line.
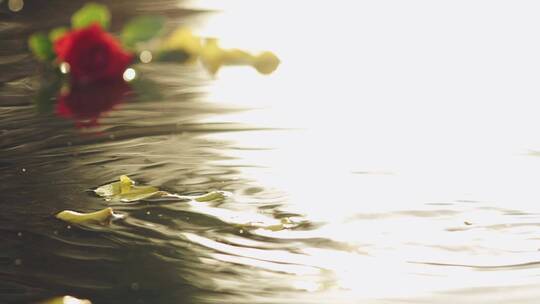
56 80 131 128
54 23 133 84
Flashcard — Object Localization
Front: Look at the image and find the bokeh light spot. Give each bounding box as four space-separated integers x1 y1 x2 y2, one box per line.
122 68 136 82
8 0 24 12
59 62 70 74
139 50 152 63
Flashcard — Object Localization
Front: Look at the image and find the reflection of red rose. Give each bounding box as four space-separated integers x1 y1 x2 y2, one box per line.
56 80 131 128
54 23 133 84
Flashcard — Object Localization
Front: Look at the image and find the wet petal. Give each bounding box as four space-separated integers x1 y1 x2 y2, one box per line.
193 191 228 202
95 175 167 202
237 218 295 232
56 207 117 224
161 27 202 57
116 187 166 202
119 174 133 194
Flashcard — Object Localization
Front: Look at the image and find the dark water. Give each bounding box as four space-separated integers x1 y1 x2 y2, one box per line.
3 1 540 303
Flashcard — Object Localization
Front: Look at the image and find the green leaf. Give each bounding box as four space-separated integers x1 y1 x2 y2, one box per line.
121 16 165 48
71 3 111 29
49 27 69 42
28 33 54 61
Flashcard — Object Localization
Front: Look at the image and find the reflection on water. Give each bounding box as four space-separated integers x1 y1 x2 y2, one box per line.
3 0 540 303
55 80 131 128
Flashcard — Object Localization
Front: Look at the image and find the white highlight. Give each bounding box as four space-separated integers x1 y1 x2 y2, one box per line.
63 295 91 304
59 62 70 74
122 68 136 82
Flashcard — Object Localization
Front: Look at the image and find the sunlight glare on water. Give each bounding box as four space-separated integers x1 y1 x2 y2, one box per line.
195 0 540 208
187 0 540 302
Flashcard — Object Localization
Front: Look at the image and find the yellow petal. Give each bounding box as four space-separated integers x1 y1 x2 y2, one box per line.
199 40 280 75
223 49 254 64
161 27 202 56
236 217 294 232
56 207 115 224
119 175 133 194
200 38 225 74
94 181 121 197
194 191 227 202
262 223 285 231
115 186 166 202
253 51 280 74
95 175 168 202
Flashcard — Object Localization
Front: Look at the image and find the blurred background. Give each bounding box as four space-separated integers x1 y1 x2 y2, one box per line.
2 0 540 303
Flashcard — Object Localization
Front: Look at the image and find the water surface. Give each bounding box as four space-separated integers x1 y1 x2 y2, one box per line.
2 1 540 303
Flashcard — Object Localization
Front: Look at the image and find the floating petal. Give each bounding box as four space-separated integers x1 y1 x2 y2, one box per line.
253 51 280 74
161 27 202 58
237 218 295 232
56 207 117 224
94 175 166 202
193 191 227 202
